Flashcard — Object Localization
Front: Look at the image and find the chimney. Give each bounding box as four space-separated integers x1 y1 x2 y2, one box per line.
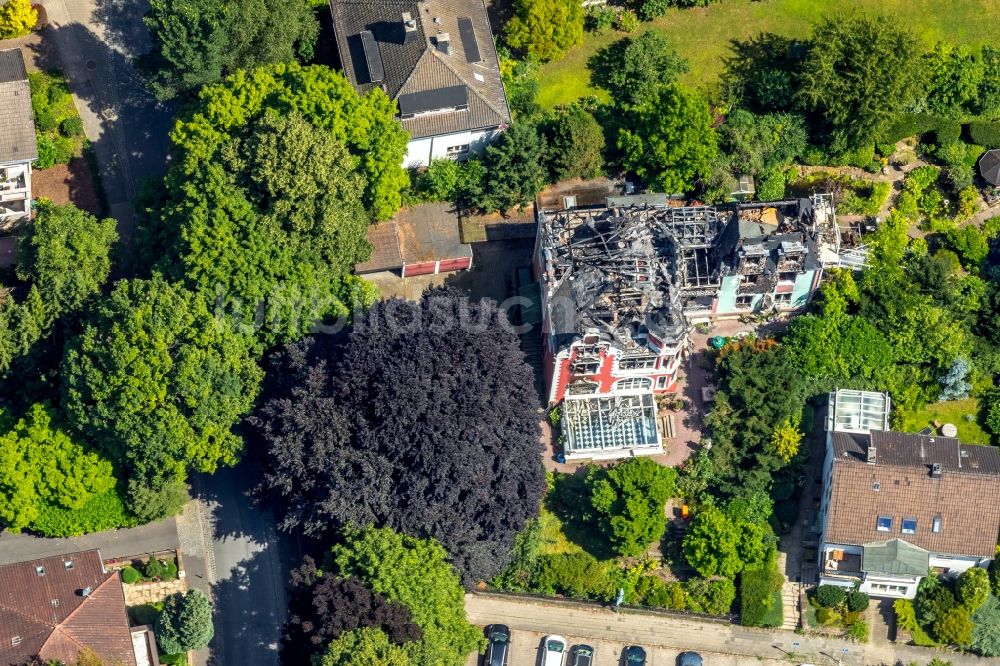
402 12 417 44
435 33 451 55
931 462 943 478
866 445 876 465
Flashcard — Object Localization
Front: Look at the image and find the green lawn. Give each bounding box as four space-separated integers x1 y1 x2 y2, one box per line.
537 0 1000 109
761 588 784 628
897 398 993 445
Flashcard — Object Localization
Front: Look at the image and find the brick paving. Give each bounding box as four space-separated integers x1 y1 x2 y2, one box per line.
122 577 186 606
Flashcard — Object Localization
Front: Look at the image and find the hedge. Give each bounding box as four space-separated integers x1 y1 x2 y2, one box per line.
969 121 1000 148
29 488 138 537
882 114 943 144
935 121 963 146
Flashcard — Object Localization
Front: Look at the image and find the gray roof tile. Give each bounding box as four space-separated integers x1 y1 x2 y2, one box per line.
0 49 37 164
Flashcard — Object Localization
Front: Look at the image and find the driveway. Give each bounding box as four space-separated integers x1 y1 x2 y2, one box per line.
38 0 174 241
0 517 178 564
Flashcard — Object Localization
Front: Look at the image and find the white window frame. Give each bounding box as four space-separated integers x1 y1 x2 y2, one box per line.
445 144 470 157
876 516 892 532
613 377 652 392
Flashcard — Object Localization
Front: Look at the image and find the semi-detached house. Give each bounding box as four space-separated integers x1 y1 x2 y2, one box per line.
329 0 511 167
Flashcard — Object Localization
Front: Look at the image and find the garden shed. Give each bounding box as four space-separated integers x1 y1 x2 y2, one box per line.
980 149 1000 186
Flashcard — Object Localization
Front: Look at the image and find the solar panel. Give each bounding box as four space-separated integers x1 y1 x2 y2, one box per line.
359 30 384 83
397 85 469 116
457 17 481 63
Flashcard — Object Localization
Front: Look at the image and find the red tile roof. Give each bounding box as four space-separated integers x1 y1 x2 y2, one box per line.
0 550 137 666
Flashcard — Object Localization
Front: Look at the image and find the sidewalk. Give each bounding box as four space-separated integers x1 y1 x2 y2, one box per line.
466 592 984 666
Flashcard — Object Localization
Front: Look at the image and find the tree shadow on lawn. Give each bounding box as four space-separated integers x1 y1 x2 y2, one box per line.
544 469 617 561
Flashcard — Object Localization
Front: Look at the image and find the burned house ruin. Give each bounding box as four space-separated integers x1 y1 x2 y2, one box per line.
536 193 840 460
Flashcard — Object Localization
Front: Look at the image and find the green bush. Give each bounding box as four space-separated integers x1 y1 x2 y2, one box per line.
29 488 138 537
934 606 973 646
532 552 615 601
144 556 166 580
756 170 785 201
816 606 840 624
35 134 75 169
616 9 638 33
121 566 141 584
969 121 1000 148
128 602 163 626
848 618 869 642
647 580 688 610
957 567 991 611
971 594 1000 657
846 591 870 612
815 584 846 608
162 558 179 581
61 116 85 137
684 577 735 616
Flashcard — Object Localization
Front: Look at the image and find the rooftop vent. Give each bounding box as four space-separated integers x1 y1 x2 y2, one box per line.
930 462 943 478
866 445 877 465
402 12 418 44
64 560 74 570
80 586 92 597
35 565 45 576
435 33 451 55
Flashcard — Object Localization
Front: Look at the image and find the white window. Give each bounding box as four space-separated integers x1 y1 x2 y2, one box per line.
932 515 942 533
614 377 652 391
902 518 917 535
445 144 470 156
876 516 892 532
774 292 794 306
656 375 668 389
11 636 21 647
35 566 45 576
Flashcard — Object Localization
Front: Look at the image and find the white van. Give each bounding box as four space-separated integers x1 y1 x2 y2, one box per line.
541 635 567 666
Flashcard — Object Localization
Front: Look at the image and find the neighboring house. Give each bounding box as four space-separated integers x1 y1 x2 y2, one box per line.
0 550 146 666
535 194 840 460
818 389 1000 599
329 0 511 167
0 48 37 232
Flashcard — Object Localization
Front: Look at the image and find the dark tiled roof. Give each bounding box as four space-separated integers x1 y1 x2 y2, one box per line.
0 550 137 666
826 432 1000 558
980 149 1000 186
330 0 510 139
0 49 38 164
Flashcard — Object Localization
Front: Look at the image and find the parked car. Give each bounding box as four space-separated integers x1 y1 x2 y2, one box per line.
569 644 594 666
622 645 647 666
484 624 510 666
541 635 567 666
678 651 704 666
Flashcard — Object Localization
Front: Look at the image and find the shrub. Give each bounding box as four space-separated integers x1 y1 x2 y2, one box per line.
816 606 840 624
638 0 671 21
586 7 616 34
971 594 1000 657
846 591 870 612
933 606 974 646
646 580 688 610
0 0 37 39
883 114 941 143
30 488 137 537
990 557 1000 597
684 578 735 616
756 170 785 201
162 558 179 582
35 134 75 169
848 618 869 642
121 566 141 585
969 121 1000 148
143 556 165 580
815 584 846 608
532 552 615 601
61 116 85 137
616 9 638 33
956 567 991 611
417 159 463 202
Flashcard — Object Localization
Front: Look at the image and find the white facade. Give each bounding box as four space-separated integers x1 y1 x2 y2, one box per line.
403 127 498 168
0 159 32 230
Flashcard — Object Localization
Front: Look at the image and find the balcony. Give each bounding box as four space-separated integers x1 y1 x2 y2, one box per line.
824 550 862 576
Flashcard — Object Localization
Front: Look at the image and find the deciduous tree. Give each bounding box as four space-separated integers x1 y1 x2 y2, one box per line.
331 526 484 666
249 288 546 582
504 0 583 63
540 104 605 181
0 403 117 533
587 458 676 556
318 628 412 666
478 123 548 212
0 0 36 39
589 31 689 108
956 567 990 611
618 84 717 193
60 276 262 519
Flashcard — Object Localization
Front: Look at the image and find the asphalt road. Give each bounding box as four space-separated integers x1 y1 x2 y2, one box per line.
194 466 301 666
0 516 178 564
